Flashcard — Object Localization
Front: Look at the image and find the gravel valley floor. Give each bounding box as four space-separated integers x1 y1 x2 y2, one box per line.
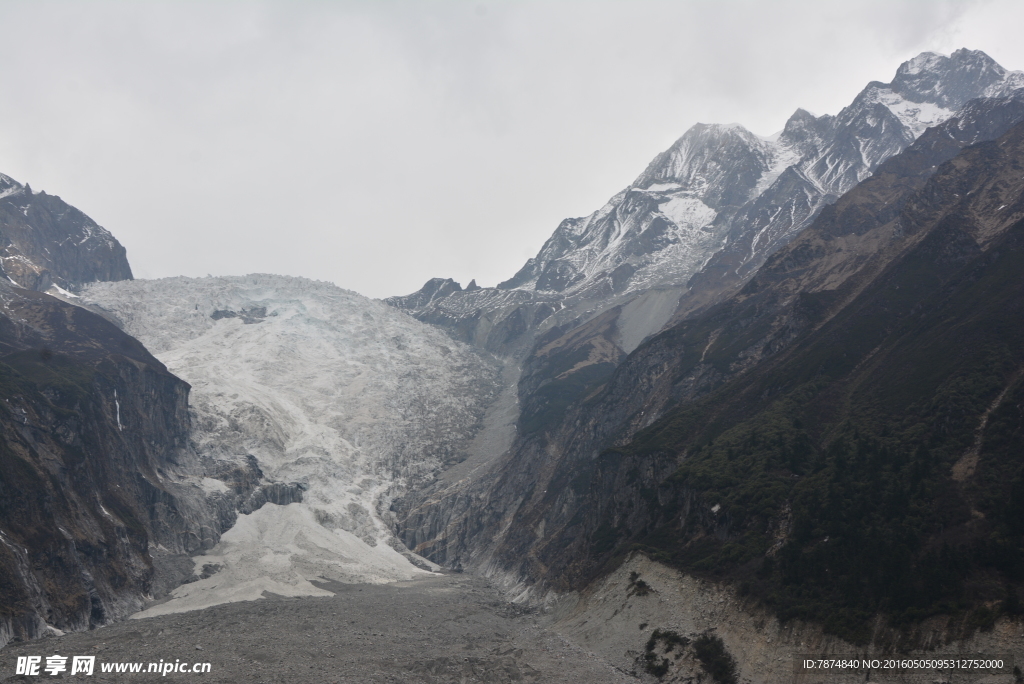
0 573 636 684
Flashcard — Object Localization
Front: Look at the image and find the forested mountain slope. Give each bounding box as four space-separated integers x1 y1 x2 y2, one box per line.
395 97 1024 644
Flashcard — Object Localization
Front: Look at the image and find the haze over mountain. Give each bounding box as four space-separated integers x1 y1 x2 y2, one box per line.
6 1 1024 302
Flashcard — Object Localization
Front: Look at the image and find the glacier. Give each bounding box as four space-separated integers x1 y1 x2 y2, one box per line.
81 274 501 616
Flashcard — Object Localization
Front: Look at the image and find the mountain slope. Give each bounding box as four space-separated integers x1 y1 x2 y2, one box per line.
393 96 1024 643
388 54 1024 545
578 126 1024 641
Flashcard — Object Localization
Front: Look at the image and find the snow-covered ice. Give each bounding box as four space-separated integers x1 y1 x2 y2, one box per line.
82 274 500 615
656 196 716 230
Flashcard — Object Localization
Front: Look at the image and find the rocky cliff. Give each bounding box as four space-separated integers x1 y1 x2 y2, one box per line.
0 173 132 292
0 282 234 646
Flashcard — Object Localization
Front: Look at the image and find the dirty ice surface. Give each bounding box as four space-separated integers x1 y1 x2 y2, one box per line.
83 275 499 616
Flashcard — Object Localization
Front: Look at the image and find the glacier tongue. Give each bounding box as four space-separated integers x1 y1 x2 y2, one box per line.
81 274 500 615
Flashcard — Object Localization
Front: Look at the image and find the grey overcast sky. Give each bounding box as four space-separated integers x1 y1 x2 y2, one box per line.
1 0 1022 299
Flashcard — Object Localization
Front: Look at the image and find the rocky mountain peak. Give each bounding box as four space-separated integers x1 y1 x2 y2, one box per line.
388 49 1024 357
782 107 819 128
891 48 1010 107
632 122 768 207
387 276 463 309
777 107 832 155
0 171 132 291
845 51 1012 139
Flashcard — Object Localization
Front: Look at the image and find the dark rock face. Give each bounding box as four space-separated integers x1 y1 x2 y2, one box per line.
0 173 132 292
210 307 267 324
889 48 1018 109
393 101 1024 639
0 284 234 646
237 482 306 515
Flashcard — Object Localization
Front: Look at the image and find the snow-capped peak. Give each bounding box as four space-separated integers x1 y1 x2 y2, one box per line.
632 121 770 203
897 51 947 77
389 49 1024 355
0 173 24 201
890 48 1018 109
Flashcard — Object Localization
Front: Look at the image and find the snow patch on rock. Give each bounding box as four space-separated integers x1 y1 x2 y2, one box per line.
657 196 716 230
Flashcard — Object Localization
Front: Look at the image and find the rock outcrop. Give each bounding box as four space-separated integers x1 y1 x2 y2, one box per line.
0 283 214 646
0 174 132 292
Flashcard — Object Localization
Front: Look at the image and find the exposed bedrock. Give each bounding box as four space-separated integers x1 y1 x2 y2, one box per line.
0 173 132 292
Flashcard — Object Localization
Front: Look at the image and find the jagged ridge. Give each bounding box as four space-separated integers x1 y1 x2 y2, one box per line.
0 174 132 293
